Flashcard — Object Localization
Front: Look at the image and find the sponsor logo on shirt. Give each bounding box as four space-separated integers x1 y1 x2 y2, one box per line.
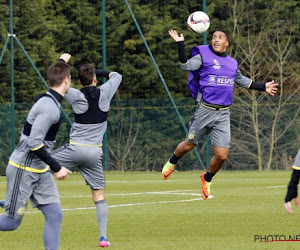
213 59 221 69
208 75 234 86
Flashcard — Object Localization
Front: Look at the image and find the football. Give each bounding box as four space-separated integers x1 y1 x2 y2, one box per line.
187 11 210 34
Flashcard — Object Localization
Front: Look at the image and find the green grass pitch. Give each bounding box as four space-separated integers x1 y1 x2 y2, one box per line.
0 170 299 249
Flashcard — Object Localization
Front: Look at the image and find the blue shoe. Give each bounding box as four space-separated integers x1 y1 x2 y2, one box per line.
99 237 111 247
0 200 5 208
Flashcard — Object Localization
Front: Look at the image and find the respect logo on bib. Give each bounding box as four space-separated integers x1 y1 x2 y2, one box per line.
207 75 234 86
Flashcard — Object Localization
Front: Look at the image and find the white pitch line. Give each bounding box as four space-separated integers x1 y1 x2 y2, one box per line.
0 190 210 215
58 180 200 184
237 185 285 190
108 197 207 208
12 196 213 215
155 192 201 196
60 189 200 198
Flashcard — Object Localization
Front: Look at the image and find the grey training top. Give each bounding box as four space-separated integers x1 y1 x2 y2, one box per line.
64 72 122 145
9 90 61 170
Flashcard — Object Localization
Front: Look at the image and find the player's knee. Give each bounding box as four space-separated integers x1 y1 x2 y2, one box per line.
215 153 228 162
0 215 22 231
92 189 105 202
52 207 63 224
9 218 22 230
43 204 63 224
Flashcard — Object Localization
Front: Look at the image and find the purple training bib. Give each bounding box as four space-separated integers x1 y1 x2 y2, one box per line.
188 45 238 106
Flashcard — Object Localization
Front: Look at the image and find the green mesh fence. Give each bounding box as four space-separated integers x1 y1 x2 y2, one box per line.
0 95 299 175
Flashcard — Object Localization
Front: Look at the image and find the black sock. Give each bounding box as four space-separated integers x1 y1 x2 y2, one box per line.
169 153 181 164
204 171 215 182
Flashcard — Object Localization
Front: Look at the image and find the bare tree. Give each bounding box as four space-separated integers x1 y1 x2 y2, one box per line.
107 107 146 171
228 1 300 170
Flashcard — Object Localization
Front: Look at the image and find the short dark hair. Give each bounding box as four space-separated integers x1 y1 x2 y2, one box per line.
214 29 229 42
78 64 95 86
47 62 70 87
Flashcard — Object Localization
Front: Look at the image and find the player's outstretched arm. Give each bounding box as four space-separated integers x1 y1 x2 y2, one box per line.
95 69 110 79
265 80 278 96
168 29 184 42
99 71 122 101
59 53 71 63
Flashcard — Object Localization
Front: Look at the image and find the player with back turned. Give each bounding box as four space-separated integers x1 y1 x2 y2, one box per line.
0 59 72 250
51 54 122 247
162 29 278 200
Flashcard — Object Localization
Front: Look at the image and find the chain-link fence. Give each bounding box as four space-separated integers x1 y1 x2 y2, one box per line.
0 95 299 175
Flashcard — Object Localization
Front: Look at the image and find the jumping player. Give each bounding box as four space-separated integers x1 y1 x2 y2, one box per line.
0 59 72 250
51 58 122 247
162 29 278 200
285 148 300 214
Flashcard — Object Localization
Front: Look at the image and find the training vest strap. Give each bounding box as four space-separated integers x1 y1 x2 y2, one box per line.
23 94 61 141
74 87 108 124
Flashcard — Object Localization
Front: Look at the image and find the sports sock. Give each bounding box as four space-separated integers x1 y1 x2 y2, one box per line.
38 203 63 250
95 199 108 239
169 153 181 165
204 171 215 182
